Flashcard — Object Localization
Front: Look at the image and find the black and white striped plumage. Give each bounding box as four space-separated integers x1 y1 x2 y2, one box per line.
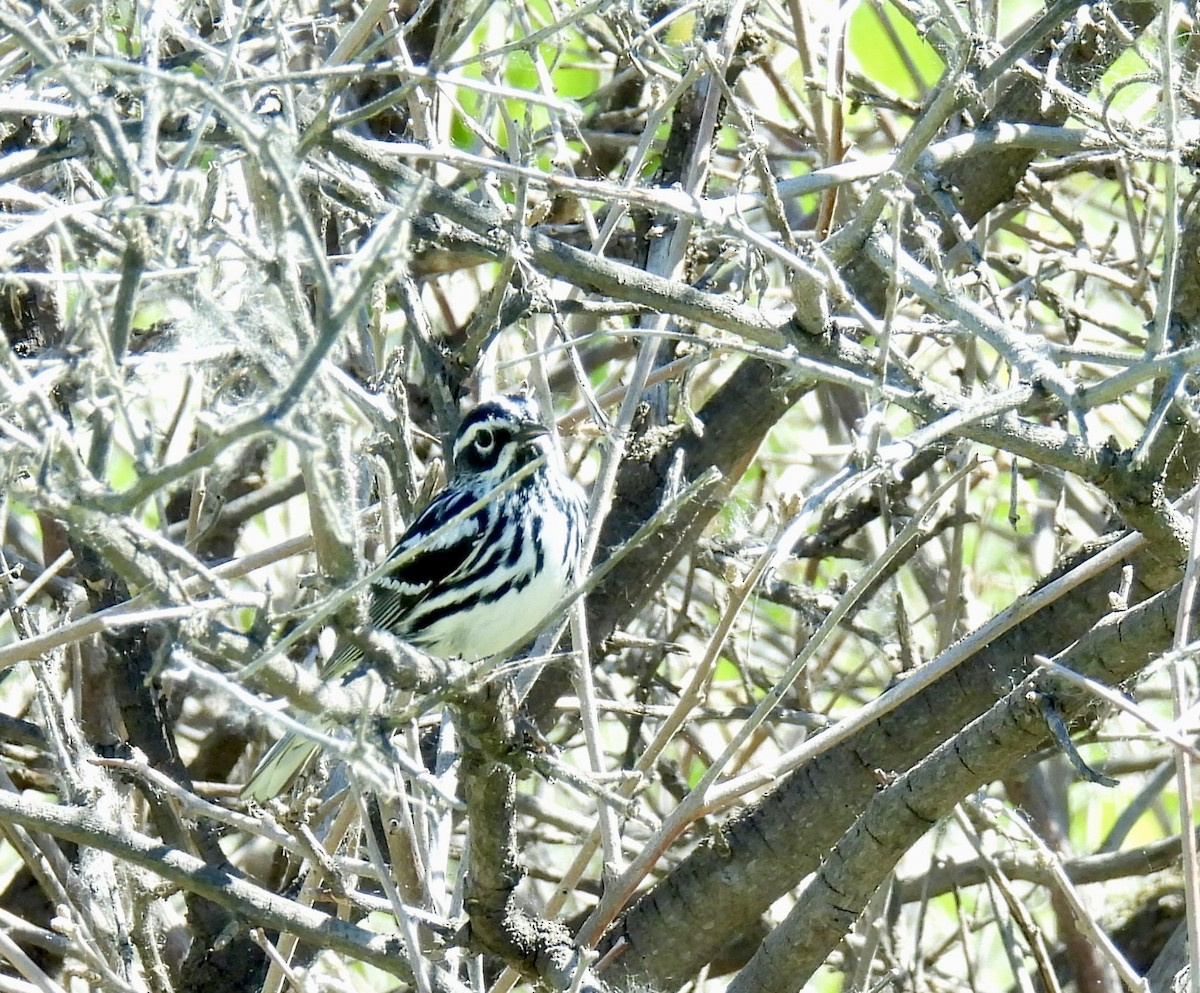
242 394 586 800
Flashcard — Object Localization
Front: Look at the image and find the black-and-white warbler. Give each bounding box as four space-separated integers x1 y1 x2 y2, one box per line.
242 394 587 800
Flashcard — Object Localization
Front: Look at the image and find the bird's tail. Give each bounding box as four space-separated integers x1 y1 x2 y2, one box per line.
241 730 321 802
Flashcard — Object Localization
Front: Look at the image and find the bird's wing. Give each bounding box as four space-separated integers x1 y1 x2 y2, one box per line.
365 485 485 635
322 485 489 677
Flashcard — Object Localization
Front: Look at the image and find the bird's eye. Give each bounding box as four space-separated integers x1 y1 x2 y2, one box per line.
473 427 495 454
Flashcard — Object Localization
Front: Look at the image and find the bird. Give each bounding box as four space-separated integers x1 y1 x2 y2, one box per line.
242 393 587 801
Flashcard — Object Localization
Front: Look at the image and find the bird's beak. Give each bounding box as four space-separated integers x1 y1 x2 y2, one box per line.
514 422 550 444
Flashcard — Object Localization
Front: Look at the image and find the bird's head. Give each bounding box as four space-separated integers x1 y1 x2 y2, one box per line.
451 394 556 481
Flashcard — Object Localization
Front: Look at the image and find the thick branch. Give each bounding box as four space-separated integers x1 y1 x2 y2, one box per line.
599 530 1178 988
727 584 1180 990
456 685 597 991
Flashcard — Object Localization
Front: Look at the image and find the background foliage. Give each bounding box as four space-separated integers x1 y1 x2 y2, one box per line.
0 0 1198 991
